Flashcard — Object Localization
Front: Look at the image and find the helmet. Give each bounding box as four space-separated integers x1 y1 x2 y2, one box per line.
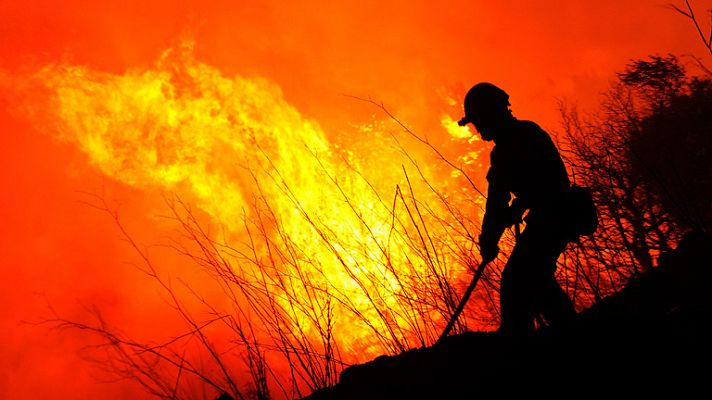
458 82 510 126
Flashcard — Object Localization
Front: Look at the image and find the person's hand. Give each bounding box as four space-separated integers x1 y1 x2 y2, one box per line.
479 240 500 264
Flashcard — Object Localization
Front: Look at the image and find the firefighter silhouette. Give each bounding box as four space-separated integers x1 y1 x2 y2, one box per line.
458 83 576 335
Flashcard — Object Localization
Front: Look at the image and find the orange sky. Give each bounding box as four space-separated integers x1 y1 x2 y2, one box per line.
1 1 710 398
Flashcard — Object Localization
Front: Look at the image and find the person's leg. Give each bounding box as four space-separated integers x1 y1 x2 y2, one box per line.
538 274 576 327
499 237 536 336
533 235 575 328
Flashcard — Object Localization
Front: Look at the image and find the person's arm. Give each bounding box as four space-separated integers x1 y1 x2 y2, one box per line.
479 150 511 263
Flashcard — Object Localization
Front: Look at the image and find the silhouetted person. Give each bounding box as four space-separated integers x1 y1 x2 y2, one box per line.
458 82 576 335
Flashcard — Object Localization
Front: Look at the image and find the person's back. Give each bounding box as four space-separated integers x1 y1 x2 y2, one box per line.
491 120 569 206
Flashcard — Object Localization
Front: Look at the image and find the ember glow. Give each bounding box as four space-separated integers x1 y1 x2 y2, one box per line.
0 0 705 398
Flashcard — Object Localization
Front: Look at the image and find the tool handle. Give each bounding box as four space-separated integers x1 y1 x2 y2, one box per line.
437 260 488 344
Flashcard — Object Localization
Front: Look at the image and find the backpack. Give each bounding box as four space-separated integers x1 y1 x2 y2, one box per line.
565 185 599 240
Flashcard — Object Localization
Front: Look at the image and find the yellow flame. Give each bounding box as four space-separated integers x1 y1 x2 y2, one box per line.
32 42 485 362
44 43 338 232
441 114 472 140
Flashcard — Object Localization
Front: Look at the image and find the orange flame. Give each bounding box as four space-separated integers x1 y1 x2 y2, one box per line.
28 41 490 366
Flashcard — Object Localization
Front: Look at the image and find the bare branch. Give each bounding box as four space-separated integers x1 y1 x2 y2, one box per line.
670 0 712 55
343 95 487 199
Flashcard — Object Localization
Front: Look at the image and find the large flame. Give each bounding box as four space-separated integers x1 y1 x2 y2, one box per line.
33 41 490 366
46 42 333 230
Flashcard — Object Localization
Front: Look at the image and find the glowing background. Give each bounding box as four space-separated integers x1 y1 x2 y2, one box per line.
0 0 708 398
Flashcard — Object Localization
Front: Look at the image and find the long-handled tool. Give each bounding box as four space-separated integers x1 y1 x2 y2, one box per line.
437 260 490 343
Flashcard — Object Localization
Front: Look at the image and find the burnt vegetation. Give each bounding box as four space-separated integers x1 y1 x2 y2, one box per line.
557 54 711 301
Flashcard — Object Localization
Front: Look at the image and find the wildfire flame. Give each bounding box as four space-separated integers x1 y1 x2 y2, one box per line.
27 41 490 371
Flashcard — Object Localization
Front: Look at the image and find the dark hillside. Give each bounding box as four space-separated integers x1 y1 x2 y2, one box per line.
304 231 711 398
